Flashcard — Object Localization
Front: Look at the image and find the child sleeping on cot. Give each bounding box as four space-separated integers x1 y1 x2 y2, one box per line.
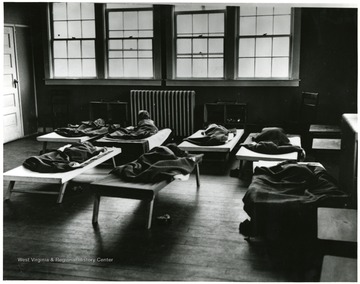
107 110 158 139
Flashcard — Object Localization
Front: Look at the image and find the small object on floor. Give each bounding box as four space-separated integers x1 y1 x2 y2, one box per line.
156 214 171 225
239 219 252 236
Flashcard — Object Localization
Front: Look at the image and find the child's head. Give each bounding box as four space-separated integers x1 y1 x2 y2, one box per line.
138 110 151 121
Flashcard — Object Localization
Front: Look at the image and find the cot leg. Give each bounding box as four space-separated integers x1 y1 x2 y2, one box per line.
147 197 155 229
92 193 101 224
112 157 117 168
195 163 201 187
5 181 15 200
56 182 68 204
42 142 48 154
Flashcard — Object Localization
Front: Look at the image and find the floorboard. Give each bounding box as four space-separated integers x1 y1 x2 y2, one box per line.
2 135 340 281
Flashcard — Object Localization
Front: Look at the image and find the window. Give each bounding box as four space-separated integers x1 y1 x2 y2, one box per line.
51 2 96 78
175 5 225 78
238 6 292 78
106 5 154 78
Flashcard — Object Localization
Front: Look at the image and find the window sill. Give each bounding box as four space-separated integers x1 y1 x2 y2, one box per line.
166 79 300 87
44 78 163 86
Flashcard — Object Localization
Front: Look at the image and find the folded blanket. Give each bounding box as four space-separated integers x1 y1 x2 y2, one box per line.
111 144 198 183
184 124 236 146
23 141 106 173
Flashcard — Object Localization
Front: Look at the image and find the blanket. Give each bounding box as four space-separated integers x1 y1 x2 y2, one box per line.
23 142 106 173
184 124 236 146
55 118 109 137
240 161 349 239
241 127 305 160
105 119 158 140
111 144 198 183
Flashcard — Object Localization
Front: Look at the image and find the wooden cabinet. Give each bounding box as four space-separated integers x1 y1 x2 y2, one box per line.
204 102 247 129
89 101 128 126
339 113 358 208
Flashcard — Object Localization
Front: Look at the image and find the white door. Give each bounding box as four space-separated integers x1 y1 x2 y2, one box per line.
3 26 23 143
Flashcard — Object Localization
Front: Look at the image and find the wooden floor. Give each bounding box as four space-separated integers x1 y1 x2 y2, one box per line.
2 136 336 281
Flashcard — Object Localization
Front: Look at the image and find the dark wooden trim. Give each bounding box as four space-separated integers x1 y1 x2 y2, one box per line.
95 3 106 79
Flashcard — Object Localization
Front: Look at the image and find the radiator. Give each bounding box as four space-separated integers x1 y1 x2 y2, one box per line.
130 90 195 137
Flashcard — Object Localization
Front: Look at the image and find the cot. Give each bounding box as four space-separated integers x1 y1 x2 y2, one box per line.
3 147 121 203
90 154 203 229
94 128 172 163
178 129 244 163
37 132 102 153
236 133 302 170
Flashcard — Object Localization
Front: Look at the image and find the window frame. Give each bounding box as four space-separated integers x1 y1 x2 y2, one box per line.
174 9 226 79
44 4 300 87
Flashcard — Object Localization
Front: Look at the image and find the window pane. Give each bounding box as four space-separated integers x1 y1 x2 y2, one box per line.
272 57 289 77
124 59 138 77
139 59 153 77
109 12 123 30
68 21 82 38
138 50 152 57
109 51 123 58
124 50 137 58
257 16 273 35
209 13 224 35
67 3 81 20
109 31 124 38
53 22 68 38
256 38 272 56
239 38 255 57
239 17 256 35
238 58 254 77
240 6 256 16
124 11 138 30
177 15 192 35
68 59 82 76
54 59 68 77
257 7 273 15
193 14 208 35
193 58 207 77
68 41 81 58
82 20 95 38
176 39 191 54
274 15 291 35
274 6 291 15
193 38 207 55
255 58 271 77
109 40 123 50
209 39 223 53
108 59 123 77
139 11 153 30
81 3 94 19
82 40 95 58
138 39 152 49
53 41 67 58
273 37 289 56
123 39 137 50
177 59 191 77
82 59 96 77
138 30 153 37
208 59 223 77
53 3 67 20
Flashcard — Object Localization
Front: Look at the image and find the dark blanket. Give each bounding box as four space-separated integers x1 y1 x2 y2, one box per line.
241 127 305 160
111 144 198 183
55 118 109 137
105 119 158 140
23 142 106 173
184 124 236 146
241 161 349 239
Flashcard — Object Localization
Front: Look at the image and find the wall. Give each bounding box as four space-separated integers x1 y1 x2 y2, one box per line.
4 4 358 132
